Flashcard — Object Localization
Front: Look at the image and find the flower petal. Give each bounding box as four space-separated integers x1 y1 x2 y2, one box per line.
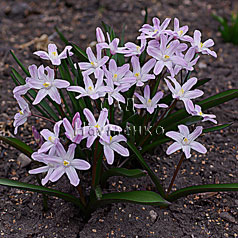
66 167 80 186
190 141 207 154
166 142 182 155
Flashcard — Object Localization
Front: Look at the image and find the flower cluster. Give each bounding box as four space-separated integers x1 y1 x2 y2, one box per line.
12 16 218 188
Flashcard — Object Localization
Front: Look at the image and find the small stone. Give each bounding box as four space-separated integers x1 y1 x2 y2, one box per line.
149 210 157 222
198 62 207 69
17 153 31 168
220 212 236 223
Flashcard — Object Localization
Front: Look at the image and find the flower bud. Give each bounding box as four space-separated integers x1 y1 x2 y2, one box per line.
32 126 43 146
96 27 105 43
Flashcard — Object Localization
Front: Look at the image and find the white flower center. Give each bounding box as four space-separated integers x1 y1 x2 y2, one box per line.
178 30 183 36
182 137 189 145
147 99 152 106
51 51 58 59
91 61 98 68
136 45 141 53
48 136 55 143
178 88 184 96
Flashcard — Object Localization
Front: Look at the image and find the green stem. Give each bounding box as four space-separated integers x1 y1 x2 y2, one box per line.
139 99 178 147
76 184 87 207
31 113 55 123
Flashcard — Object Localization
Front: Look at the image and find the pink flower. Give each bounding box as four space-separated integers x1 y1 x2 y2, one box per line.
147 34 187 76
190 105 217 124
34 43 73 65
191 30 217 57
165 76 203 113
67 69 110 100
63 112 84 144
134 85 167 114
27 65 70 104
100 135 129 165
166 125 207 158
38 120 63 154
77 46 109 75
13 96 31 134
83 108 122 148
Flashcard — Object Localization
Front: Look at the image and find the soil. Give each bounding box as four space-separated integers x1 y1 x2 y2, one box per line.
0 0 238 237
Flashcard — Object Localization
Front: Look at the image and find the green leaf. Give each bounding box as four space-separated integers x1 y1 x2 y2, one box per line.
70 43 88 61
101 191 170 206
101 168 146 185
10 51 30 77
127 141 165 196
0 178 85 211
203 123 232 133
167 183 238 202
55 27 70 45
0 136 33 158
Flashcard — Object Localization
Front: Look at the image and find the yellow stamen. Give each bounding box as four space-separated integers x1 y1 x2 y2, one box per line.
43 82 51 88
183 137 188 143
154 29 158 33
110 136 112 141
19 110 24 115
88 86 93 91
52 52 57 57
136 45 141 51
113 74 118 79
179 88 184 94
199 111 203 116
91 62 95 66
166 45 170 49
48 136 54 142
148 99 152 103
63 160 69 166
178 30 183 36
200 42 204 48
164 55 170 59
95 124 100 129
135 73 140 77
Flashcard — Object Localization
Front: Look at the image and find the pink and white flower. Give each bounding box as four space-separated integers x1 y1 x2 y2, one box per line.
83 108 122 148
77 46 109 75
134 85 168 114
190 104 217 124
34 43 73 65
191 30 217 57
166 125 207 158
100 135 129 165
38 120 63 154
63 112 84 144
67 69 110 100
27 65 70 105
43 143 90 186
13 96 31 134
165 76 203 113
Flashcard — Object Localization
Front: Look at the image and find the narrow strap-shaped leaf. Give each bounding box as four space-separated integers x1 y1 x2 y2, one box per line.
70 43 88 61
203 123 232 133
100 191 170 206
0 178 85 211
0 136 33 158
101 168 146 185
10 51 30 77
167 183 238 202
127 141 165 197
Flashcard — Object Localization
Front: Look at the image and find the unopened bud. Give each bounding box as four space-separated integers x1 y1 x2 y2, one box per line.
96 27 105 43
